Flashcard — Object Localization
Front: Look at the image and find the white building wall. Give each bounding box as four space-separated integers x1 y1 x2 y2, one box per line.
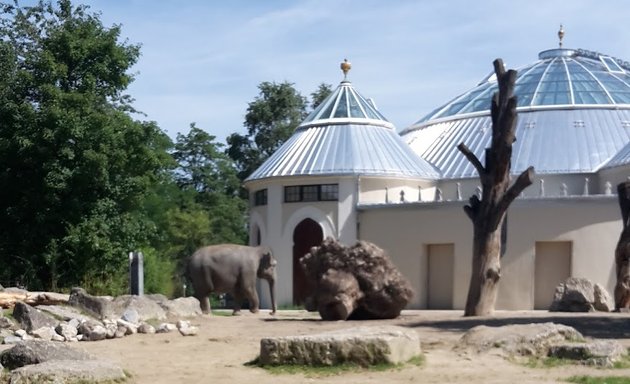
359 197 620 310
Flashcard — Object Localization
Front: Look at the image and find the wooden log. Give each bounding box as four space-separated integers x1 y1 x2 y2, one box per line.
0 291 70 309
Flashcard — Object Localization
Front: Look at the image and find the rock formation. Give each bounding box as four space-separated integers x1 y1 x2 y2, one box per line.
615 181 630 310
300 238 414 320
549 277 613 312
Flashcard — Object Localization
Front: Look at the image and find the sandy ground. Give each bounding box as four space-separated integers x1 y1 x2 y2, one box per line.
8 310 630 383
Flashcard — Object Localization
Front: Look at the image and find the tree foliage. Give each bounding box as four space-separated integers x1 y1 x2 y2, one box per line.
227 82 331 182
0 0 173 290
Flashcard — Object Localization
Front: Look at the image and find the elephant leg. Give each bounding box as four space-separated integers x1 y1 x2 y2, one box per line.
192 278 213 314
231 290 244 316
245 285 260 314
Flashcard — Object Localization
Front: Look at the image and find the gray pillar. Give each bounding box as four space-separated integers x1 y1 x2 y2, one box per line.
129 251 144 296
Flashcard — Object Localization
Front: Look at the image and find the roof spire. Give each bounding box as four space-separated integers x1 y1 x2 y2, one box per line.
558 24 565 48
340 58 351 80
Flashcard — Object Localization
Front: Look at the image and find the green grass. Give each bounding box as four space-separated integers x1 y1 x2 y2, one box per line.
524 356 575 369
245 354 425 377
276 303 305 310
566 376 630 384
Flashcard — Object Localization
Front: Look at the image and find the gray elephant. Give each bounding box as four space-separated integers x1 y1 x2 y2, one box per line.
187 244 277 315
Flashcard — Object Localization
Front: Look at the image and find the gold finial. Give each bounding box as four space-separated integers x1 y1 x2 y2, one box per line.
340 58 351 80
558 24 565 48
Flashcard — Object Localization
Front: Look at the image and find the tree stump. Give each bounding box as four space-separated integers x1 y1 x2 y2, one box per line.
300 238 413 320
614 181 630 311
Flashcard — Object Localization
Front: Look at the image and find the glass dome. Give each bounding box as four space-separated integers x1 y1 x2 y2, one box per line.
415 48 630 124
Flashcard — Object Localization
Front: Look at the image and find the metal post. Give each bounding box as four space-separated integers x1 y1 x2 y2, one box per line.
129 251 144 296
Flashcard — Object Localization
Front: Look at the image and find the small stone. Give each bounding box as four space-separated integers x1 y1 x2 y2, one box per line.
51 333 65 342
116 319 138 335
2 336 22 345
176 320 191 330
178 326 198 336
14 329 27 338
138 323 155 334
0 317 15 329
55 323 78 341
31 327 56 341
156 323 177 333
121 308 139 324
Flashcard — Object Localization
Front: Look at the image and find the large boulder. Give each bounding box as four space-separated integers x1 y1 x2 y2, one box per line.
157 297 202 318
300 238 414 320
38 304 94 323
12 302 58 333
259 325 421 366
458 322 584 357
0 340 95 370
550 277 613 312
68 287 116 320
110 295 167 321
9 360 126 383
548 340 627 367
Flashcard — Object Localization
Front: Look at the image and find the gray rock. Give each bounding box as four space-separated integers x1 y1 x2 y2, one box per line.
0 316 15 329
594 283 614 312
0 340 95 369
156 323 177 333
114 326 127 338
458 322 583 357
55 323 78 341
2 336 22 345
121 308 140 324
138 323 156 334
9 359 126 383
548 340 627 367
550 277 612 312
31 326 56 341
259 325 421 366
14 329 27 338
104 323 118 339
111 295 167 322
51 333 65 342
116 319 138 335
77 320 107 341
12 301 58 333
68 287 116 320
158 297 202 318
38 304 94 323
178 326 199 336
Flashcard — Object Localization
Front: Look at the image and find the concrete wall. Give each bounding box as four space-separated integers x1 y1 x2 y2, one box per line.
358 196 620 310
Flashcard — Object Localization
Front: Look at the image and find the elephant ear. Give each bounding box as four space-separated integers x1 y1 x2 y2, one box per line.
261 249 276 268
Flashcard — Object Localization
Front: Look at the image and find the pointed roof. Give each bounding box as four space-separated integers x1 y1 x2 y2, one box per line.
245 66 439 182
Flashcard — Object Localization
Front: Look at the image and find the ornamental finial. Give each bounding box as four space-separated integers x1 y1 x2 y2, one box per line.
340 58 351 80
558 24 565 48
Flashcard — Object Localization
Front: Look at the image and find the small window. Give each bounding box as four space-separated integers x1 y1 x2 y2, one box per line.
284 186 300 202
302 185 319 201
320 184 339 201
284 184 339 203
254 189 267 206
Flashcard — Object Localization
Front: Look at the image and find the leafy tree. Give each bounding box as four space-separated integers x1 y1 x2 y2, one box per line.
311 83 332 109
0 0 173 291
167 124 247 266
227 82 332 182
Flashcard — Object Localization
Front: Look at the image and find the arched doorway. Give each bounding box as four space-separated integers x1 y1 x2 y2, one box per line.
293 218 323 305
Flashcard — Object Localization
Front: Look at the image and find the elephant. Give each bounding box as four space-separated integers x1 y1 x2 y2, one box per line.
187 244 277 315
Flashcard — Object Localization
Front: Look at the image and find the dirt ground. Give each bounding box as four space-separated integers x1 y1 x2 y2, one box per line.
25 310 630 383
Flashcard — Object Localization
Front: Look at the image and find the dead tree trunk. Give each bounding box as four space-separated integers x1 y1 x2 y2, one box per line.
614 181 630 310
458 59 534 316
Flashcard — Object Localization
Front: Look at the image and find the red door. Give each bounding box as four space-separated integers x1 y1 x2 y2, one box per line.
292 219 323 305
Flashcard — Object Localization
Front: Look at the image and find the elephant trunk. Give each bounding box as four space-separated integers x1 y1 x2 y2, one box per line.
268 277 276 314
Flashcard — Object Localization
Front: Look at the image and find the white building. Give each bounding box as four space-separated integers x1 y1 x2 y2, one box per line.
245 44 630 311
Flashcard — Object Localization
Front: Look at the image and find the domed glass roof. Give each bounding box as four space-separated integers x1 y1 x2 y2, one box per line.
414 48 630 125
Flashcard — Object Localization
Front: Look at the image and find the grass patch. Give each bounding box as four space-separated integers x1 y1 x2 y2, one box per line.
612 351 630 369
277 303 305 310
211 310 233 317
524 356 575 369
566 376 630 384
245 355 424 377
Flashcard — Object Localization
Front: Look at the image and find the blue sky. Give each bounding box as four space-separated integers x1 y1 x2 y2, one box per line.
81 0 630 143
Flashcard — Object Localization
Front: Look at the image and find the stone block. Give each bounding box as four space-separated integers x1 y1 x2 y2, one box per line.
259 325 420 366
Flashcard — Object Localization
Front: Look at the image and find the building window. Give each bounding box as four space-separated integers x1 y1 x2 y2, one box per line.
284 186 301 202
320 184 339 201
283 184 339 203
254 189 267 206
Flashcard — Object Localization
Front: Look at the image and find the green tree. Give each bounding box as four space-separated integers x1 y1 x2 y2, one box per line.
0 0 173 291
310 83 332 109
227 82 332 182
167 124 247 266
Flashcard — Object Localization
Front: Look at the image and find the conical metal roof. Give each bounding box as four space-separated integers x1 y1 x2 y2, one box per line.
246 75 439 182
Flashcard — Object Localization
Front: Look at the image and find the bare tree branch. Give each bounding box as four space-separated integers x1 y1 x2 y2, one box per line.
499 166 534 215
457 143 485 177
